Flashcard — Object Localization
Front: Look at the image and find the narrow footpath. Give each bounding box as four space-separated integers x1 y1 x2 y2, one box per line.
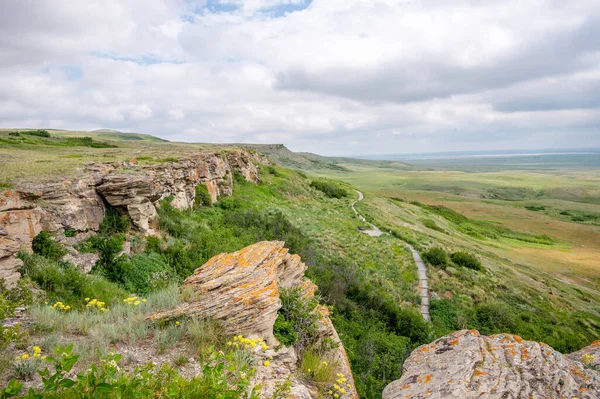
352 190 430 321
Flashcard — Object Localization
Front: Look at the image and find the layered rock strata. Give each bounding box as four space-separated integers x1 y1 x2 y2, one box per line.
0 151 265 287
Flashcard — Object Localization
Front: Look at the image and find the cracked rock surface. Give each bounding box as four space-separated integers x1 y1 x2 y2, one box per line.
383 330 600 399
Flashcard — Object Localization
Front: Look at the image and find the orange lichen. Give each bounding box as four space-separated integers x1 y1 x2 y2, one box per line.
424 374 433 384
474 370 487 377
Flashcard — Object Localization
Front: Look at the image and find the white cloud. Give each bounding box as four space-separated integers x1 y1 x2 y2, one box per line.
0 0 598 155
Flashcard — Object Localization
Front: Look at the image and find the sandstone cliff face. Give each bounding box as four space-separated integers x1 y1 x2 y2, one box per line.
383 330 600 399
148 241 358 399
0 150 265 287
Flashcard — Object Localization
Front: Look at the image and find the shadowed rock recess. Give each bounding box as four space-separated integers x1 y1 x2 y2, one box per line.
383 330 600 399
148 241 358 399
0 150 265 287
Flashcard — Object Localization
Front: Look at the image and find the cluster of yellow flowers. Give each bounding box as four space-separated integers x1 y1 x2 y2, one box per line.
327 373 351 398
582 353 595 364
51 301 71 311
85 298 108 312
227 335 269 351
15 346 47 362
226 335 272 366
123 296 146 306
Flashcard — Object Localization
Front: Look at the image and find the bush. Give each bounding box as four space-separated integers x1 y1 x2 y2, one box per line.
421 247 448 266
309 180 348 199
21 129 50 138
275 287 321 354
18 252 124 307
31 231 67 261
450 251 483 271
99 207 130 235
194 184 212 208
121 253 175 294
93 234 126 281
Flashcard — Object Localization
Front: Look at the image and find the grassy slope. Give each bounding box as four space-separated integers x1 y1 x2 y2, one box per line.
308 158 600 352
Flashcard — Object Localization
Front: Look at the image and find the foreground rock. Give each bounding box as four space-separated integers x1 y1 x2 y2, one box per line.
383 330 600 399
0 150 265 287
148 241 358 399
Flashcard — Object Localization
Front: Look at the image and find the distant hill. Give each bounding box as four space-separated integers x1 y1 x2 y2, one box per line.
88 129 169 142
238 144 350 171
237 144 410 171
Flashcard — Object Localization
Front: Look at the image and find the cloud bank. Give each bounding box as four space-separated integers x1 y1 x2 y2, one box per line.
0 0 599 155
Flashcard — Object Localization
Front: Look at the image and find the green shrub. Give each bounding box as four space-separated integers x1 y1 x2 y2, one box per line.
121 253 174 294
18 252 124 307
31 231 67 261
273 314 297 347
93 234 126 281
194 184 212 208
309 180 348 199
99 207 130 235
524 205 545 211
64 229 78 237
275 287 320 354
421 247 448 266
450 251 483 271
21 129 50 138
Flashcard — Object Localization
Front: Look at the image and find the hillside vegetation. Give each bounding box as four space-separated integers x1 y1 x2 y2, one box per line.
1 134 599 398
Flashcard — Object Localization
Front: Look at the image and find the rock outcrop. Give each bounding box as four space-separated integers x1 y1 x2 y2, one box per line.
148 241 358 399
383 330 600 399
0 151 265 287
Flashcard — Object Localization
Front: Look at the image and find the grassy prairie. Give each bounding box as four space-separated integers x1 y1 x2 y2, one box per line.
0 129 236 184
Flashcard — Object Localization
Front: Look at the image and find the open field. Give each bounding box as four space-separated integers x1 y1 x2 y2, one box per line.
0 129 236 184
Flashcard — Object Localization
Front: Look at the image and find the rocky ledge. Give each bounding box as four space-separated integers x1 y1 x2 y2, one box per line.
0 150 266 287
383 329 600 399
149 241 358 399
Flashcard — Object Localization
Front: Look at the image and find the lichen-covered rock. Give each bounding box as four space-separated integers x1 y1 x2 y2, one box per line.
0 150 265 287
383 330 600 399
147 241 358 399
147 241 299 344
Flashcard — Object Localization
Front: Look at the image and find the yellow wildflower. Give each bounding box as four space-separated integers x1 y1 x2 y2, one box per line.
176 321 180 325
322 361 328 366
333 384 340 390
21 354 29 359
41 356 47 361
134 301 140 306
264 361 270 366
85 298 90 301
142 299 147 303
339 388 346 394
334 394 339 398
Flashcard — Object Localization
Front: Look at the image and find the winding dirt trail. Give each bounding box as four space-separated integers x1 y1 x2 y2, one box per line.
352 190 430 321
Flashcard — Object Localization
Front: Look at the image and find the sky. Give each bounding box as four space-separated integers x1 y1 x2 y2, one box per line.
0 0 599 156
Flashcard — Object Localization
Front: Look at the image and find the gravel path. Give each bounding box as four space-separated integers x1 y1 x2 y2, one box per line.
352 190 430 321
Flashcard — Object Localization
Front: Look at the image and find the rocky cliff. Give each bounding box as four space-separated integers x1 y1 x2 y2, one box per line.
383 329 600 399
0 150 266 287
149 241 359 399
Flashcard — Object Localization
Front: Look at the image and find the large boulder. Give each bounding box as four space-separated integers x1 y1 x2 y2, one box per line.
147 241 311 345
383 330 600 399
147 241 358 399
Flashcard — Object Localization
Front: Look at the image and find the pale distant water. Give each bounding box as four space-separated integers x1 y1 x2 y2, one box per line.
354 148 600 161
